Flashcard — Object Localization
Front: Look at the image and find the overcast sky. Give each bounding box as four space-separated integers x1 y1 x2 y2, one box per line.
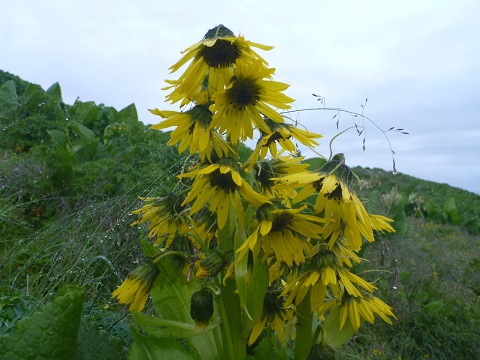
2 0 480 194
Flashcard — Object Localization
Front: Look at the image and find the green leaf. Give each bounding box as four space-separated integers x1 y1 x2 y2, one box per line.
48 129 69 148
149 257 218 360
128 327 198 360
21 83 46 113
46 82 63 102
0 286 85 360
72 101 101 126
69 121 96 142
76 318 128 360
132 313 220 338
119 103 139 124
248 328 287 360
443 197 460 225
72 140 101 161
323 306 357 349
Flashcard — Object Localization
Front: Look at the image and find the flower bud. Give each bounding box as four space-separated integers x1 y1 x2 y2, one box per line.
196 250 230 278
190 288 214 327
112 260 159 312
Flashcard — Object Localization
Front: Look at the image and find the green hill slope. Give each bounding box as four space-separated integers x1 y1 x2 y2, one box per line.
1 70 479 360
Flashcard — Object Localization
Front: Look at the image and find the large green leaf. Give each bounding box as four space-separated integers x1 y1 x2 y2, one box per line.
76 318 128 360
323 306 357 349
0 286 128 360
132 313 220 338
0 286 84 360
149 256 218 360
46 82 63 102
443 197 460 225
128 327 198 360
69 121 96 142
72 101 101 126
119 103 139 124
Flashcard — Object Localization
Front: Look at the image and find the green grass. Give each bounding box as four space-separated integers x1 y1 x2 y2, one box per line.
337 217 480 360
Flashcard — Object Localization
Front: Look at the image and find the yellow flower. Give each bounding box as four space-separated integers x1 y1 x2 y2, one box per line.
253 156 309 203
179 162 270 229
249 118 322 162
112 261 160 312
209 60 294 144
149 105 230 161
281 247 376 312
275 172 378 251
337 293 397 330
237 203 326 266
131 193 187 244
166 25 273 106
248 288 292 346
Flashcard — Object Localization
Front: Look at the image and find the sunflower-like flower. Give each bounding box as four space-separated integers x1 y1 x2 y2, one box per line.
330 237 362 268
149 104 230 161
112 260 160 312
321 292 397 330
248 288 293 346
281 247 376 312
274 172 376 251
179 161 270 229
131 193 188 244
369 213 395 233
237 203 326 266
253 156 309 203
249 118 322 162
209 60 294 144
166 25 273 106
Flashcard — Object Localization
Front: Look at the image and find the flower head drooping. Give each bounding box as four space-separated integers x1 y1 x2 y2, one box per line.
149 105 230 161
248 288 292 346
166 25 273 106
334 293 397 330
249 117 322 162
237 203 327 266
179 160 271 229
253 156 309 204
281 246 377 312
112 260 160 312
131 193 188 244
274 171 375 251
209 60 294 144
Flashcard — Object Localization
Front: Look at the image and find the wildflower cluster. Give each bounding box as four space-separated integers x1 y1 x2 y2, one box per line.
112 25 396 359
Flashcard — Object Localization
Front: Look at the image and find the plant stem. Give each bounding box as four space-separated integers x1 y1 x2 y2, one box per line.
294 290 313 360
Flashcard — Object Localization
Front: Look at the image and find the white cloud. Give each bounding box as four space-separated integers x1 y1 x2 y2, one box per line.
2 0 479 194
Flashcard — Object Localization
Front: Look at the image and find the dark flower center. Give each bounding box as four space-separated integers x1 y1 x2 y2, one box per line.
228 78 260 110
202 39 241 68
188 103 214 134
265 131 289 146
311 249 337 270
264 289 284 317
326 183 343 200
270 212 293 232
209 169 238 193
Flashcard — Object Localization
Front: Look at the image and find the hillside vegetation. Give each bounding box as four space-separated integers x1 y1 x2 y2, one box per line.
1 70 479 359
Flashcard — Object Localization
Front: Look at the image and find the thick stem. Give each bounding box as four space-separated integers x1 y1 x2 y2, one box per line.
216 204 246 360
294 290 313 360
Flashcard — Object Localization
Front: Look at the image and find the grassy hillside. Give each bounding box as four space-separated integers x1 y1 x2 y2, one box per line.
1 71 479 359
